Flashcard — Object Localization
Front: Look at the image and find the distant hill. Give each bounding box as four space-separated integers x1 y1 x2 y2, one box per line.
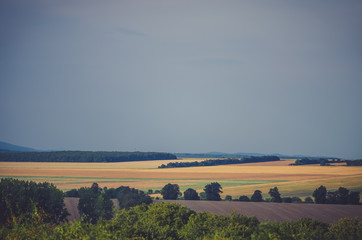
0 141 38 152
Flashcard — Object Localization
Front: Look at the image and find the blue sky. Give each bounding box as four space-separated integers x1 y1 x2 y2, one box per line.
1 0 361 158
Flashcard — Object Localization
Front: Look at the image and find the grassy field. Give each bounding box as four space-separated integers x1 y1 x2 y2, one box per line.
1 159 361 199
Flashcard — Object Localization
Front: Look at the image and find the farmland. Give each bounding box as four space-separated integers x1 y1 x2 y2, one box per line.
1 158 361 199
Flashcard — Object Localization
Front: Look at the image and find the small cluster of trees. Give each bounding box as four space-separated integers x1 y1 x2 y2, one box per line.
161 182 223 201
313 185 360 205
159 156 280 168
65 183 153 223
0 151 177 162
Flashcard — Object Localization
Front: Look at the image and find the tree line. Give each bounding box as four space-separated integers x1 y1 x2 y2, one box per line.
158 156 280 168
158 182 360 205
0 151 177 162
290 158 362 166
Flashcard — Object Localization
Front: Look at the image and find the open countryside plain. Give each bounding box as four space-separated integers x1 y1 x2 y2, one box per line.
1 158 361 199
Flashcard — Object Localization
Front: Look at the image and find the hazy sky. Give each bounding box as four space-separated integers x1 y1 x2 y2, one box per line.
1 0 362 158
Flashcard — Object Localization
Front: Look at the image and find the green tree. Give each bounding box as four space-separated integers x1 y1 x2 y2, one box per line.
313 185 327 204
161 183 180 200
78 183 114 223
225 195 232 201
239 195 250 202
251 190 263 202
304 197 314 203
184 188 200 200
204 182 223 201
0 178 68 224
269 187 282 202
114 186 152 209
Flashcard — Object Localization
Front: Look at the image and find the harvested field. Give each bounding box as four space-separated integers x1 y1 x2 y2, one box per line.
1 159 361 198
156 200 362 224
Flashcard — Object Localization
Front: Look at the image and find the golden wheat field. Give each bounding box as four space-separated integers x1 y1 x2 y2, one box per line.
1 159 361 199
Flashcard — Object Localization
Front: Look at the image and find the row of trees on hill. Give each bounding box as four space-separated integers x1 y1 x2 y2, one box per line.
158 156 280 168
0 151 177 162
346 160 362 166
161 182 224 201
290 158 362 166
1 202 361 239
313 185 360 204
158 183 360 205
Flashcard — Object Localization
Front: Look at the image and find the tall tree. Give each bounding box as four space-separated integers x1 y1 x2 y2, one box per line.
78 183 114 223
313 185 327 204
161 183 180 200
268 187 282 202
184 188 200 200
204 182 223 201
251 190 263 202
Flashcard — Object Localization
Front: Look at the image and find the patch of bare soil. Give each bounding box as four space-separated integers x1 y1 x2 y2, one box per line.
156 200 362 224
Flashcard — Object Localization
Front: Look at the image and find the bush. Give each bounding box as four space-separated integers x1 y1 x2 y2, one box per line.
239 195 250 202
184 188 200 200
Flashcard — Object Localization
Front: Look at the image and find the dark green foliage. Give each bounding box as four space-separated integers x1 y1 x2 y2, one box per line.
326 187 360 205
239 195 250 202
1 202 362 239
327 217 362 240
291 158 333 166
349 191 360 205
183 188 200 200
268 187 282 202
179 211 260 240
78 183 114 223
304 196 314 203
204 182 223 201
313 185 327 204
252 218 330 239
147 189 153 194
225 195 232 201
65 189 79 197
282 197 292 203
0 178 69 224
346 160 362 166
291 196 302 203
0 151 177 162
112 186 152 209
251 190 263 202
161 183 180 200
158 156 280 168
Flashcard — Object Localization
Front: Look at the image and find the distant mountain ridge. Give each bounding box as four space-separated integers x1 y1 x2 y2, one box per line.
0 141 38 152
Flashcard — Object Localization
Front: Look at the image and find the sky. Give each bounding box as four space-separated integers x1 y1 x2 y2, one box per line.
1 0 362 158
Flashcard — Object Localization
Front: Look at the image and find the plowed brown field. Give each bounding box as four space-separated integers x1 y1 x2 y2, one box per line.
155 200 362 224
63 197 362 224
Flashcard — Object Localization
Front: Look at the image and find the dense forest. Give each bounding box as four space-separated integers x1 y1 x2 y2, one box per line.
158 156 280 168
0 151 177 162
